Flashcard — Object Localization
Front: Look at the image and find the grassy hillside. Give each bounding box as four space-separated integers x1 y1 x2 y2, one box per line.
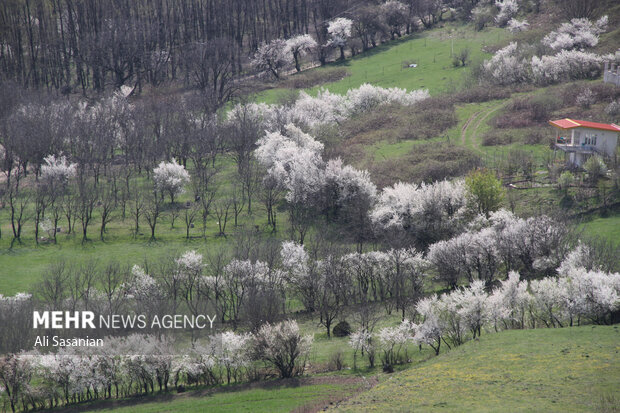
258 24 509 103
56 379 369 413
334 326 620 413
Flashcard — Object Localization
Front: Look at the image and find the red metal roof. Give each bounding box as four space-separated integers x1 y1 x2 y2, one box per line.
549 118 620 132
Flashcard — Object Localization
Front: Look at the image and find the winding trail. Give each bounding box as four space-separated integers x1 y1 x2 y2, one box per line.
460 101 507 152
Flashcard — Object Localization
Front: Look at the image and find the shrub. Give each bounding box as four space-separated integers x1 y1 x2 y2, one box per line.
280 67 349 89
507 18 529 32
542 16 608 51
251 320 313 378
452 48 470 67
454 86 511 103
370 143 481 187
482 42 528 85
332 320 352 337
558 171 575 191
327 351 347 371
576 88 595 109
466 169 504 218
604 100 620 118
495 0 518 27
583 156 606 182
531 50 605 85
482 131 513 146
472 6 494 31
524 130 546 145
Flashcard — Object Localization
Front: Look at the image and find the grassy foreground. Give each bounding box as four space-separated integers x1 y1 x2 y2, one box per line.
57 379 367 413
334 325 620 412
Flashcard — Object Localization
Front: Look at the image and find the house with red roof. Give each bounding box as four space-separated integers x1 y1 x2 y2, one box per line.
549 119 620 167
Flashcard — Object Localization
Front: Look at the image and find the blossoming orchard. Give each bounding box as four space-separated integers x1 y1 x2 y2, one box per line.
1 0 619 411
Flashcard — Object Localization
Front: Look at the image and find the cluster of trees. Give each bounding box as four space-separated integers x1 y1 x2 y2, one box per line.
480 15 614 86
0 320 311 412
0 82 432 247
351 259 619 369
0 0 354 92
0 0 461 93
2 226 613 409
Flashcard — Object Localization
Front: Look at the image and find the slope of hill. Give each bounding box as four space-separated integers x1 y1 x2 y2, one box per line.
334 325 620 412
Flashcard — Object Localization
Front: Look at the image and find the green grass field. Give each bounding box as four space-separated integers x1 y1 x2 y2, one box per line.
60 380 364 413
581 212 620 247
258 24 509 103
335 325 620 412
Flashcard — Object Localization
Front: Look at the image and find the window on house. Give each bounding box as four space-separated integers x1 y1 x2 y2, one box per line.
593 135 597 145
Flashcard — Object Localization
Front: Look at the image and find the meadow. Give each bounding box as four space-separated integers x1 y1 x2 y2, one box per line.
335 325 620 412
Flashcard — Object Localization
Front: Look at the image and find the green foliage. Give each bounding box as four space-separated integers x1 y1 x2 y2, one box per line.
558 171 575 192
584 156 607 182
332 321 352 337
465 169 504 218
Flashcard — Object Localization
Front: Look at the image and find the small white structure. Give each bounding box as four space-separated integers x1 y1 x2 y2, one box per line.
603 51 620 86
550 118 620 167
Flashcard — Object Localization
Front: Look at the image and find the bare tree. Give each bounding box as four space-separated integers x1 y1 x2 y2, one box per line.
144 189 163 240
214 197 232 237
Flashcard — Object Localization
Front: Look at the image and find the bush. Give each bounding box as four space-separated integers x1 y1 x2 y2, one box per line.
452 48 470 67
466 169 504 218
280 67 350 89
327 351 347 371
495 95 560 128
482 131 514 146
370 143 481 187
583 156 606 182
604 100 620 118
332 320 352 337
454 86 511 103
576 88 595 109
558 171 574 191
251 320 313 378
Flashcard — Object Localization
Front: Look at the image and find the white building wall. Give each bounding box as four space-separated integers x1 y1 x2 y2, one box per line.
573 127 619 157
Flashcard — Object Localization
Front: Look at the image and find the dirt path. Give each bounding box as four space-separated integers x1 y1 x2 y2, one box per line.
470 102 506 149
460 101 506 152
460 110 482 145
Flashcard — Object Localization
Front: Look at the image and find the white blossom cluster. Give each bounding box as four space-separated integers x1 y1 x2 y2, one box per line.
370 179 467 240
255 124 326 203
494 0 518 27
1 319 312 408
41 154 77 183
251 38 293 78
482 42 529 85
228 83 429 131
255 123 377 209
326 17 353 48
428 209 569 287
483 43 609 86
355 262 619 361
542 16 608 51
285 34 317 60
531 49 608 85
153 158 190 199
507 18 529 33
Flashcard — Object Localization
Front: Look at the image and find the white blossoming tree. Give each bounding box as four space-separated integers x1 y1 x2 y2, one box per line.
285 34 317 72
542 16 608 51
251 38 292 79
326 17 353 60
153 158 190 203
251 320 312 378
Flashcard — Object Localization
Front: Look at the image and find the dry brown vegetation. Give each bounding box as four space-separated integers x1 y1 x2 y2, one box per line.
369 142 481 187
